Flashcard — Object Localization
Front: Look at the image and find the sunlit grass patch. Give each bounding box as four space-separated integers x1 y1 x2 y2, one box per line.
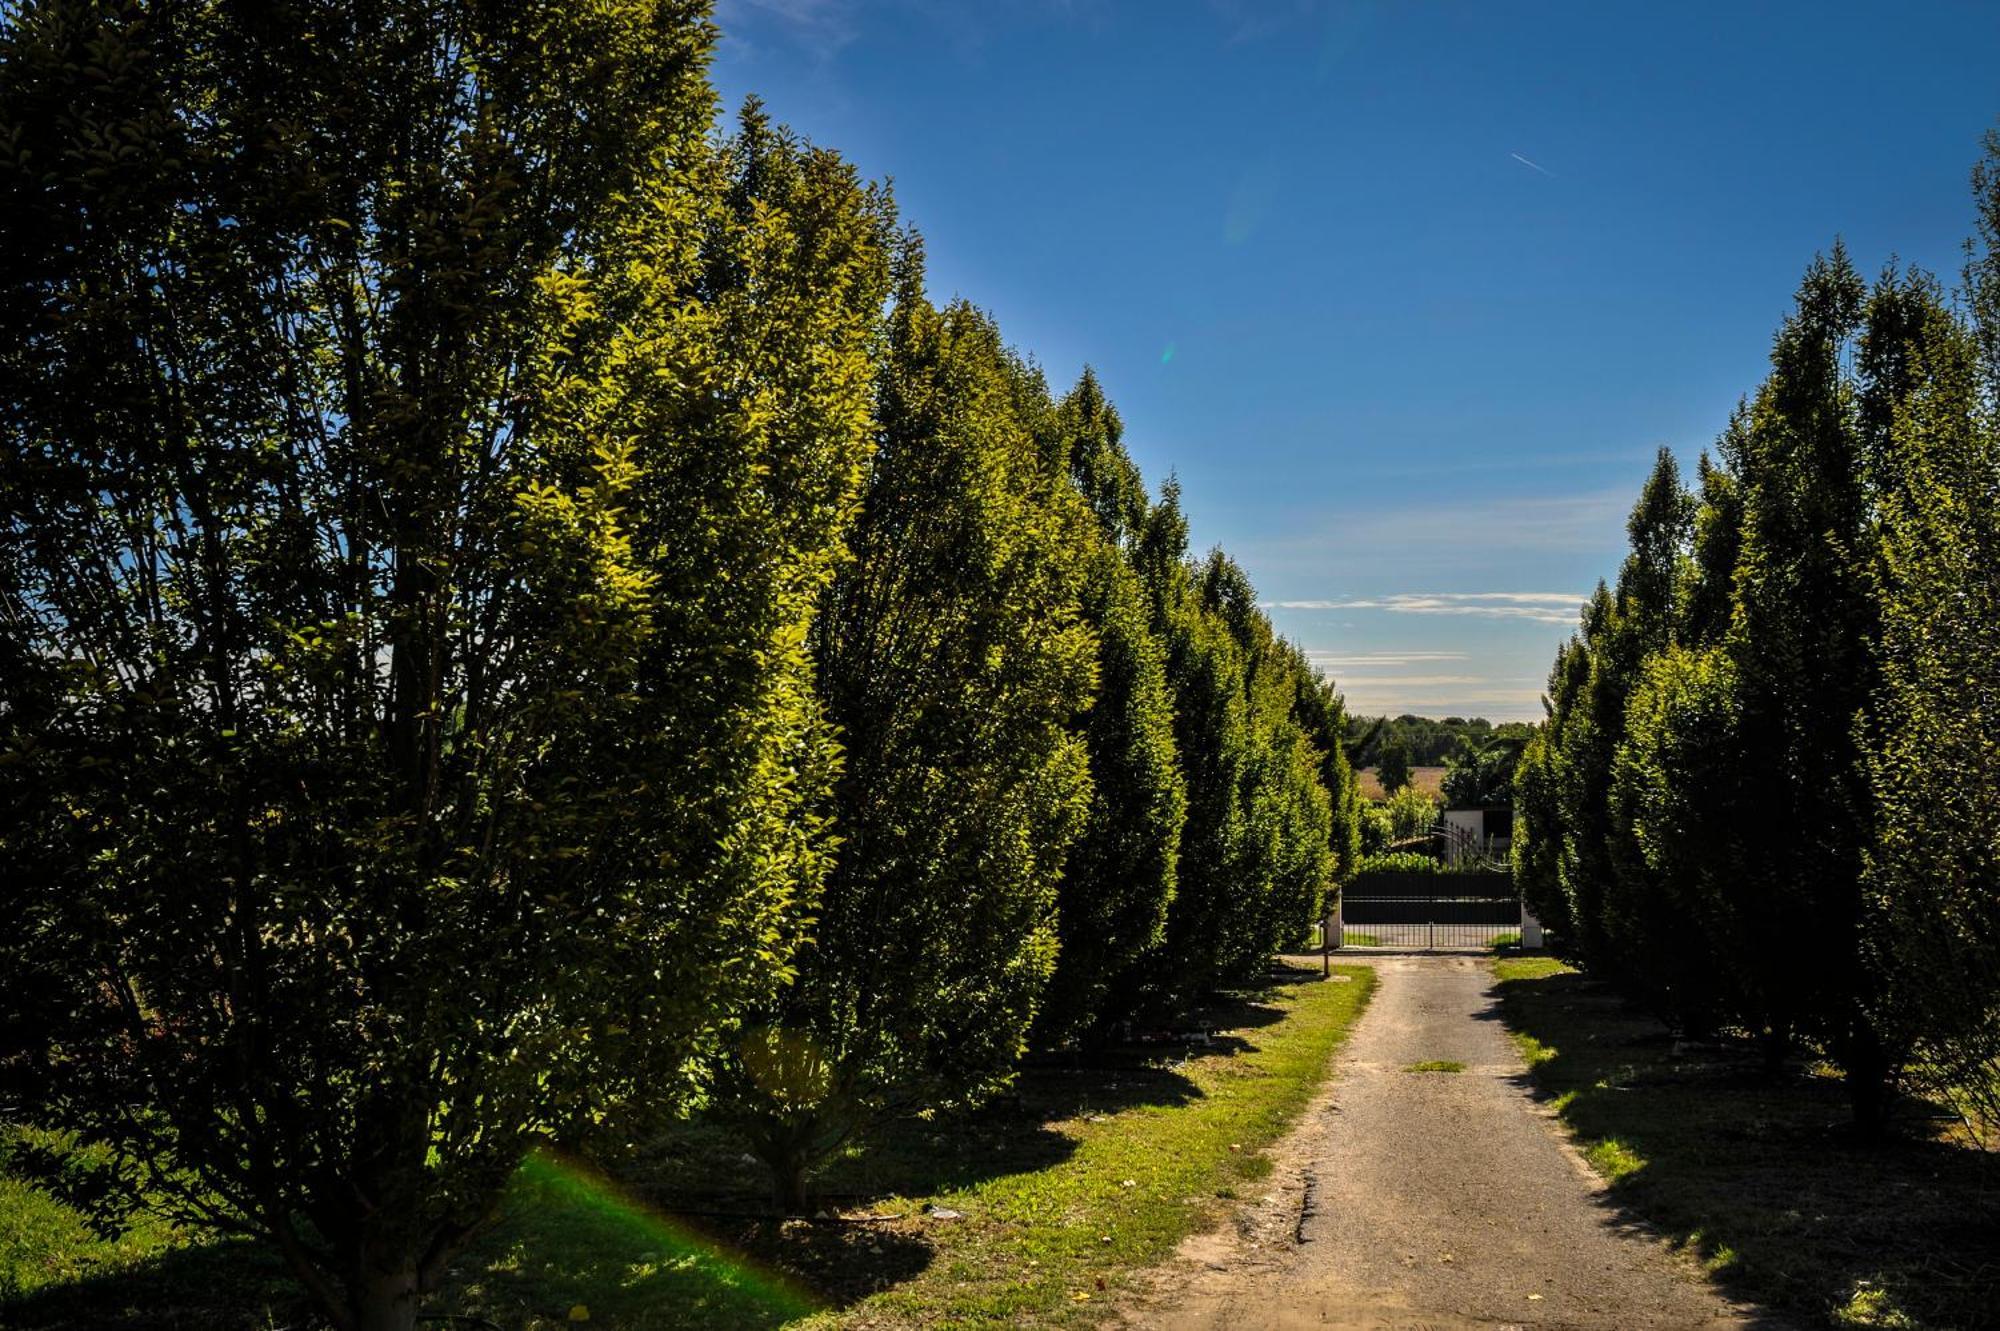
1404 1060 1464 1074
1833 1278 1923 1329
1582 1137 1645 1183
1 964 1376 1330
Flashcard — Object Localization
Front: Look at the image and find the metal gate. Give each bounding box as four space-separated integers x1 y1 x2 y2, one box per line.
1337 870 1521 951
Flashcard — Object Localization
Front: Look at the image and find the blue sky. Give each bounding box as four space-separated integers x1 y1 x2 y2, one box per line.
711 1 2000 720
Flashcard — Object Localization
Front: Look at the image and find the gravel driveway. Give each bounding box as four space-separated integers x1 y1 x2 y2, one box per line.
1122 954 1772 1330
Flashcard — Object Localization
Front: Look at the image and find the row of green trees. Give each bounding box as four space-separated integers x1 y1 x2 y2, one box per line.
1349 713 1525 768
1515 133 2000 1136
0 4 1357 1328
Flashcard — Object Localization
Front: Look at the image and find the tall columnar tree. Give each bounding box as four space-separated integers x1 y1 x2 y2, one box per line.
1285 639 1363 886
1513 637 1586 939
1863 249 2000 1131
1134 485 1258 1005
1056 367 1152 547
0 6 890 1327
1548 582 1618 963
1532 247 1981 1121
1199 552 1335 962
719 266 1098 1209
1135 514 1335 1007
1034 374 1186 1045
1725 247 1894 1123
1683 439 1746 647
1609 643 1754 1035
1596 450 1700 1017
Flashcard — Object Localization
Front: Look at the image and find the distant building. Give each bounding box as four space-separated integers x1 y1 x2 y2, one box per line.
1440 805 1512 865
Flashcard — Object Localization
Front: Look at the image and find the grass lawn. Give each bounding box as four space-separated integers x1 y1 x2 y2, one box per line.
1338 931 1384 948
2 961 1373 1330
1492 957 2000 1330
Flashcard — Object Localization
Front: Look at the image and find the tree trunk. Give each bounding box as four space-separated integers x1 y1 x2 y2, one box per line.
1759 1022 1790 1074
353 1263 420 1331
773 1156 809 1215
751 1120 816 1214
1843 1021 1893 1141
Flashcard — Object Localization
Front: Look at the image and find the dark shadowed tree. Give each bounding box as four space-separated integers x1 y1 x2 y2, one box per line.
1863 227 2000 1130
1725 247 1894 1125
0 6 890 1327
1513 641 1586 942
1376 741 1414 795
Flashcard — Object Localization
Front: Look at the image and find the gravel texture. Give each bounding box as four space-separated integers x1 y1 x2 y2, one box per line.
1121 954 1775 1330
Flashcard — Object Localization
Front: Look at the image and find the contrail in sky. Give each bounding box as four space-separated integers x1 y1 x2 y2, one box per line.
1510 151 1554 177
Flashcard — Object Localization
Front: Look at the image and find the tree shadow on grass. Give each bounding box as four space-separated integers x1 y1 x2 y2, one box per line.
1489 967 2000 1331
784 972 1316 1206
571 972 1329 1314
0 1236 309 1330
440 1153 934 1329
2 966 1324 1330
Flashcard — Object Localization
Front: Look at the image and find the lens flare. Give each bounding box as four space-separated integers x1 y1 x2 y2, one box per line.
515 1150 822 1324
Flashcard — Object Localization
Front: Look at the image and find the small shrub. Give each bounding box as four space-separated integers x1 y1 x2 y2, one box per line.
1355 850 1444 875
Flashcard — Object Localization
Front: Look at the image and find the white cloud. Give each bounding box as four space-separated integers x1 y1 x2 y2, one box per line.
1303 649 1468 667
1327 674 1487 687
1292 648 1548 719
1270 591 1587 624
1334 680 1549 720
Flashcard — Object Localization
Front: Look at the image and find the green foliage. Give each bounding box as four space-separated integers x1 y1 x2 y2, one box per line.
1137 518 1335 1008
1285 640 1364 884
1034 373 1187 1045
1375 740 1414 793
1510 689 1572 935
1359 800 1395 855
1594 450 1703 1016
1382 784 1440 841
717 275 1099 1209
1526 138 2000 1130
1352 849 1497 877
1355 851 1447 875
0 6 889 1327
1725 246 1887 1107
1609 645 1752 1033
1349 713 1527 768
1862 216 2000 1132
1439 732 1528 808
0 0 1383 1314
1359 772 1437 855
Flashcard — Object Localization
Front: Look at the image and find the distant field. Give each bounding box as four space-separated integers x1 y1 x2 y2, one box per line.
1356 766 1446 801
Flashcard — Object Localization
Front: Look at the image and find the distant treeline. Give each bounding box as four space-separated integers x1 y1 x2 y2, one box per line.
0 7 1359 1331
1517 131 2000 1140
1346 714 1535 769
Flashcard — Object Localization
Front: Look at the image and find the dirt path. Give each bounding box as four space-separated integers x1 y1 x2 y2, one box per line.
1120 954 1769 1330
